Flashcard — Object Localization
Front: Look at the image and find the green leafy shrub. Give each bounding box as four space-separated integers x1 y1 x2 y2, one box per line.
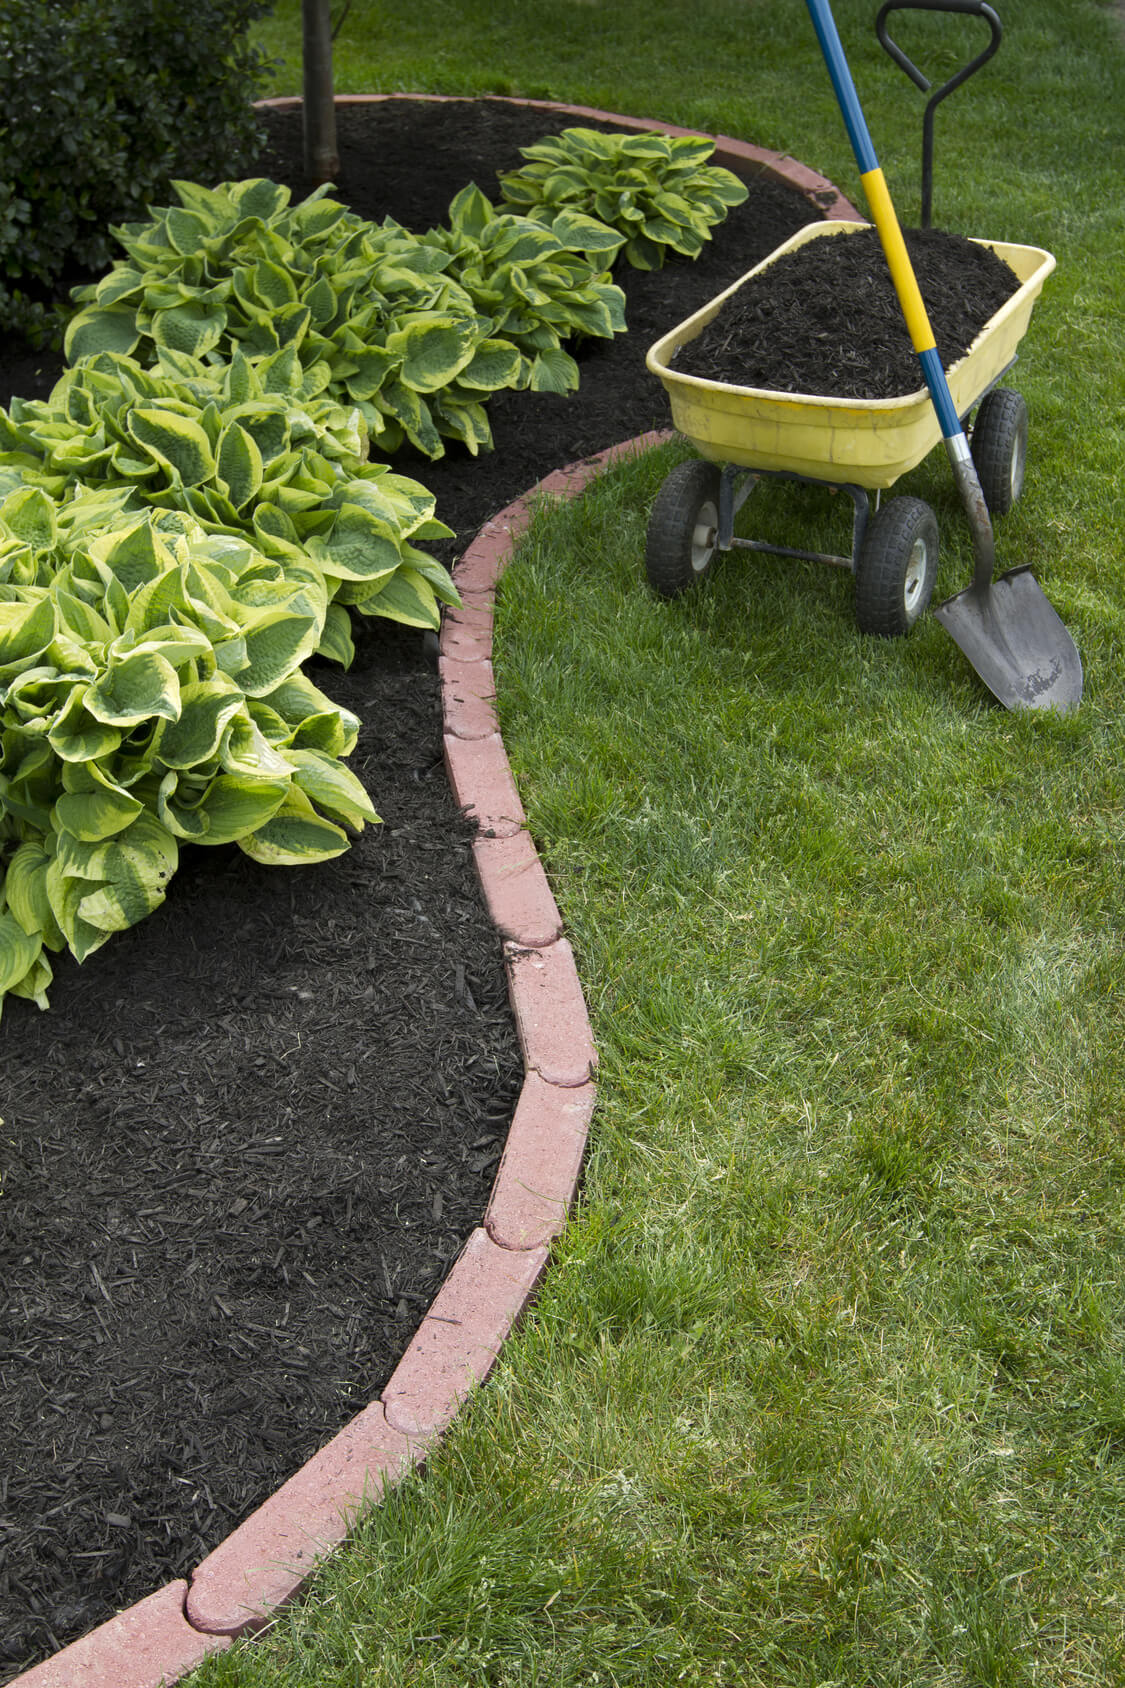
0 0 273 342
497 127 749 270
0 346 459 662
420 185 627 397
65 179 530 459
0 500 380 1018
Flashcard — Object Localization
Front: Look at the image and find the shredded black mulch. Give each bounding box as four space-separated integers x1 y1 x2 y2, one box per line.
670 223 1021 398
0 99 821 1679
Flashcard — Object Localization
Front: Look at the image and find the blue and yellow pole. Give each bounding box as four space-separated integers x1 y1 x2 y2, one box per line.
804 0 964 443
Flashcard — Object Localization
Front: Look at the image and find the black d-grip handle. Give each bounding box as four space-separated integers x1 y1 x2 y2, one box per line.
876 0 1002 227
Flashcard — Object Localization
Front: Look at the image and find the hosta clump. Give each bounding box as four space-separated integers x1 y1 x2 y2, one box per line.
0 345 459 663
420 185 627 396
497 127 749 271
64 178 524 458
0 501 379 1019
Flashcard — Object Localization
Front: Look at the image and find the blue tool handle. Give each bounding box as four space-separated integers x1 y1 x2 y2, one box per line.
804 0 963 443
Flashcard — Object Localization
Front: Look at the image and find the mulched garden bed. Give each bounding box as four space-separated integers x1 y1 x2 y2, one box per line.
670 223 1021 398
0 98 823 1680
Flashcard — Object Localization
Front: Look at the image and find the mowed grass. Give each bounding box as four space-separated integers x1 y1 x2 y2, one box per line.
184 2 1125 1683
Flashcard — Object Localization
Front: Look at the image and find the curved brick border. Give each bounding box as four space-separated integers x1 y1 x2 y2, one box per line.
9 98 855 1688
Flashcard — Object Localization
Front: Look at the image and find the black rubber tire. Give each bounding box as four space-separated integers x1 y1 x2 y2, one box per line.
971 388 1028 516
645 459 723 598
854 496 939 637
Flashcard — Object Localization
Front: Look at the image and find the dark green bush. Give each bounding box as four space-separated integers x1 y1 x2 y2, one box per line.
0 0 275 343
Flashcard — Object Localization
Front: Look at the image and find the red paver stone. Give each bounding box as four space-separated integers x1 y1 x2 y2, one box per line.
186 1403 417 1638
472 830 563 948
505 937 598 1089
442 731 525 837
440 655 500 742
381 1227 549 1438
9 1581 229 1688
485 1072 597 1251
440 600 494 665
453 516 524 596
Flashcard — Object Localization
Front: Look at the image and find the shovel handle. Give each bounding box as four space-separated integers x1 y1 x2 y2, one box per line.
804 0 995 592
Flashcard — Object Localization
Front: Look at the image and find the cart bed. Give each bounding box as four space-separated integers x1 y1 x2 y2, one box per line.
645 221 1055 490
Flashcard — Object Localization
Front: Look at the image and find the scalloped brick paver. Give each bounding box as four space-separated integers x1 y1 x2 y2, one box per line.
186 1403 417 1638
505 937 598 1089
11 1582 229 1687
381 1228 550 1438
472 829 563 948
486 1072 597 1251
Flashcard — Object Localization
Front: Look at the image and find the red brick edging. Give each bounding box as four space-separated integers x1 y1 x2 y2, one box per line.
10 96 854 1688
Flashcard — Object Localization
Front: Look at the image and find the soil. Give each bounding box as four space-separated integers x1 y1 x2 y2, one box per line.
0 98 822 1680
670 224 1021 398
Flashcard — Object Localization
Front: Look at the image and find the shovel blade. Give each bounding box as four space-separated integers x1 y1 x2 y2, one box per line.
933 565 1083 713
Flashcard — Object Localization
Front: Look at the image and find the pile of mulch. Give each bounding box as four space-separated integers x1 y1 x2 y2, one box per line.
0 98 823 1681
670 223 1021 398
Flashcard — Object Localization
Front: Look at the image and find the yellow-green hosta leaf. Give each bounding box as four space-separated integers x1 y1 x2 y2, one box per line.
64 305 142 364
1 485 57 550
354 563 439 629
151 301 229 359
237 785 349 866
52 587 116 648
384 316 478 394
6 946 53 1011
529 347 580 394
315 601 355 668
321 503 404 584
127 408 217 488
157 767 290 844
374 379 444 458
156 676 246 769
285 747 379 830
194 771 291 844
54 780 144 843
46 686 123 762
88 514 172 594
0 911 43 997
220 712 294 779
0 592 56 675
48 811 178 959
453 338 525 393
236 610 321 697
85 648 182 728
257 672 359 757
2 840 65 949
216 423 264 513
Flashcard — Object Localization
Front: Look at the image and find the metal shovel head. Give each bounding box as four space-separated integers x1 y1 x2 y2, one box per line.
934 565 1083 713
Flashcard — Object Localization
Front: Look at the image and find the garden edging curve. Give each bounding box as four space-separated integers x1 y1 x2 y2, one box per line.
8 96 855 1688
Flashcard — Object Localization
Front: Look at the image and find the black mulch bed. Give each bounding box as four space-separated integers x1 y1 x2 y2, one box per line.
671 224 1021 399
0 98 823 1679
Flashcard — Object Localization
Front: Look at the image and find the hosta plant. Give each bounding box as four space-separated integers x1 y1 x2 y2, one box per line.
0 346 459 664
63 178 530 457
497 127 749 271
0 500 379 1018
420 185 627 397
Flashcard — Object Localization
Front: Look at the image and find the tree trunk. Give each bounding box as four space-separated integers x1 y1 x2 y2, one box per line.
302 0 339 183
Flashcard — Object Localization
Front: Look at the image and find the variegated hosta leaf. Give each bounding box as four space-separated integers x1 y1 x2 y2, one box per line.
47 811 179 962
236 784 350 866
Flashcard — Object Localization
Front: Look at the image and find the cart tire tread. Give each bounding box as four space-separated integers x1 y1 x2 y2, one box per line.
855 496 939 638
646 459 722 598
971 388 1028 517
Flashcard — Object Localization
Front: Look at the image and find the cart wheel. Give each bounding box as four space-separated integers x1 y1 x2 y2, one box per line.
971 388 1028 516
854 496 939 637
645 460 722 598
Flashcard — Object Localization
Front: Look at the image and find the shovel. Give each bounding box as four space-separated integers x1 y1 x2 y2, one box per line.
804 0 1082 712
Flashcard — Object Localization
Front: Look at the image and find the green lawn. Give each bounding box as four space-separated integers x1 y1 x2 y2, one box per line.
190 3 1125 1682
